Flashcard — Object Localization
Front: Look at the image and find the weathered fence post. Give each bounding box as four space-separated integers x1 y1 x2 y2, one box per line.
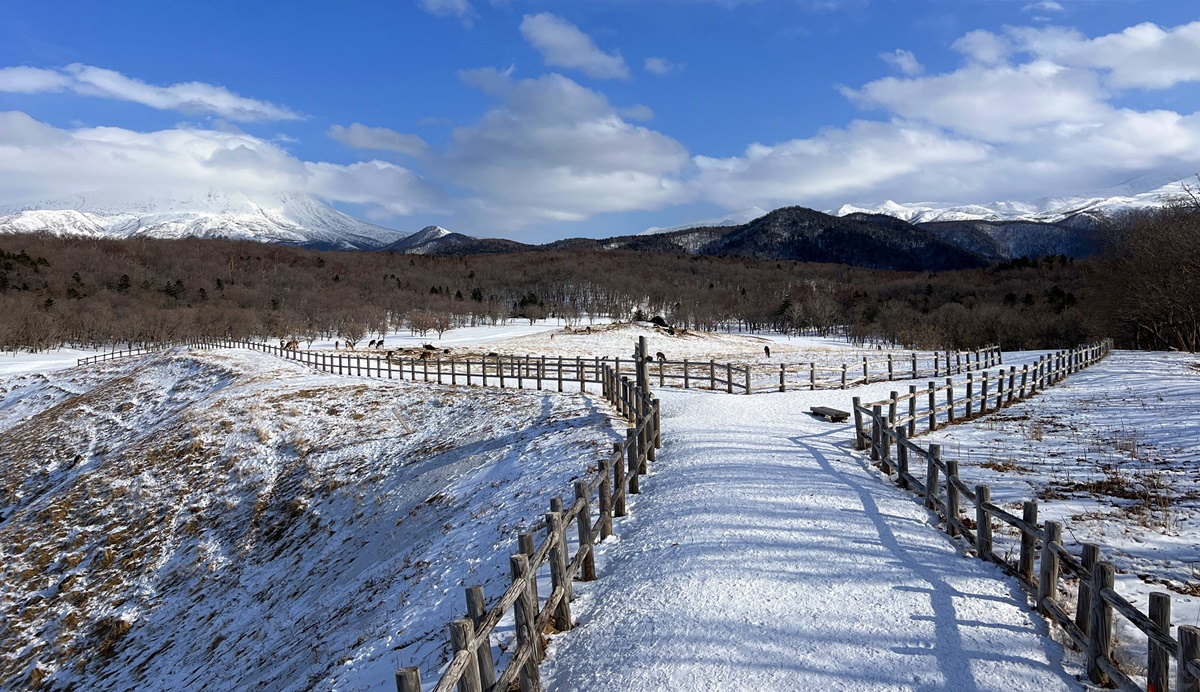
927 382 937 431
574 480 596 581
1038 521 1062 617
449 618 483 692
841 363 847 388
396 668 422 692
1019 501 1037 585
965 373 974 418
465 586 497 689
862 355 869 383
907 385 917 437
980 371 989 414
1077 543 1100 637
1020 364 1029 399
600 455 614 538
726 363 733 394
896 428 909 487
852 397 865 450
1087 561 1115 686
925 444 942 512
946 377 956 423
518 533 538 603
945 459 959 537
547 511 573 630
975 485 992 560
1148 592 1171 692
627 428 639 495
1179 625 1200 692
613 442 627 517
509 554 542 688
870 405 883 462
810 362 816 390
887 353 894 381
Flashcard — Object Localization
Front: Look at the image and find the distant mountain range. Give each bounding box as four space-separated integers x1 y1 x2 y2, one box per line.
1 174 1192 270
831 172 1189 225
0 191 406 250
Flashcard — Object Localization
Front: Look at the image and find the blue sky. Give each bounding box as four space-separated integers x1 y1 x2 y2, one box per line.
1 1 1199 242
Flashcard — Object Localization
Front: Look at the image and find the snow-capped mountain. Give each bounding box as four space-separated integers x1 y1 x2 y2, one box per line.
640 207 769 236
832 174 1195 224
0 191 408 250
381 225 479 254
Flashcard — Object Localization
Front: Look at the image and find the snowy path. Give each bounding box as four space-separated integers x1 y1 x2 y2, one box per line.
542 386 1084 691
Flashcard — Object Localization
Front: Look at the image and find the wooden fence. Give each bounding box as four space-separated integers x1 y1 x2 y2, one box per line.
78 339 1000 399
851 340 1200 691
851 342 1109 448
76 343 177 365
394 363 660 692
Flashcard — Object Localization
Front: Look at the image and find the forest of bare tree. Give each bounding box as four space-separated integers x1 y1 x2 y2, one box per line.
0 227 1116 354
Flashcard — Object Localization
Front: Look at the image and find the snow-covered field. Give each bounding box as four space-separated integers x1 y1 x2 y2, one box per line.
2 324 1196 691
0 347 618 690
920 350 1200 676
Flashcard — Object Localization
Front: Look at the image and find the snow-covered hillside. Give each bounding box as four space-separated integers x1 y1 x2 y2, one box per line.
0 191 408 250
832 174 1194 224
0 348 616 690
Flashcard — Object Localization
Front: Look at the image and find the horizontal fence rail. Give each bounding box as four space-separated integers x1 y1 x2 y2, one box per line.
395 361 661 692
851 342 1110 451
849 340 1200 691
78 340 1001 398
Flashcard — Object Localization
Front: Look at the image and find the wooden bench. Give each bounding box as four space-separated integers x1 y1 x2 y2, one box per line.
811 406 850 423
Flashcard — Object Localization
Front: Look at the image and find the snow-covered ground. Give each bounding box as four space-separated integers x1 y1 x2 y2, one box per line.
920 350 1200 677
4 325 1194 691
0 347 619 690
542 382 1085 690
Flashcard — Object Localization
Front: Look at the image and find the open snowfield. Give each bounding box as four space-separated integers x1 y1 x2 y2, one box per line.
921 350 1200 675
3 324 1195 691
0 347 618 690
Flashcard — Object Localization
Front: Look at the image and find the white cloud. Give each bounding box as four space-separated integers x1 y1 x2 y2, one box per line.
0 64 299 122
644 57 682 76
440 70 689 227
418 0 475 23
880 49 923 76
1021 1 1063 12
328 123 430 158
0 111 442 217
0 66 72 93
519 13 629 80
843 60 1106 141
693 120 990 209
694 21 1200 212
1010 21 1200 89
952 30 1010 65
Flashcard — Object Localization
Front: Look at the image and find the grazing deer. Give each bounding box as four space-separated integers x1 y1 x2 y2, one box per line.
656 351 666 361
423 343 435 350
284 339 299 350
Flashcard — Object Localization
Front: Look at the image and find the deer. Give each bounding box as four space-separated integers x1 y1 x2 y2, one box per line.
284 339 299 350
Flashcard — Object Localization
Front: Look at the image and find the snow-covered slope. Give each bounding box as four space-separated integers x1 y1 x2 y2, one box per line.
0 191 408 250
640 206 768 236
0 347 613 690
833 174 1195 224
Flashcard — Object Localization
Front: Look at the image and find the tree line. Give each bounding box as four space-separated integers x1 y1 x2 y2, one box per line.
0 203 1191 354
